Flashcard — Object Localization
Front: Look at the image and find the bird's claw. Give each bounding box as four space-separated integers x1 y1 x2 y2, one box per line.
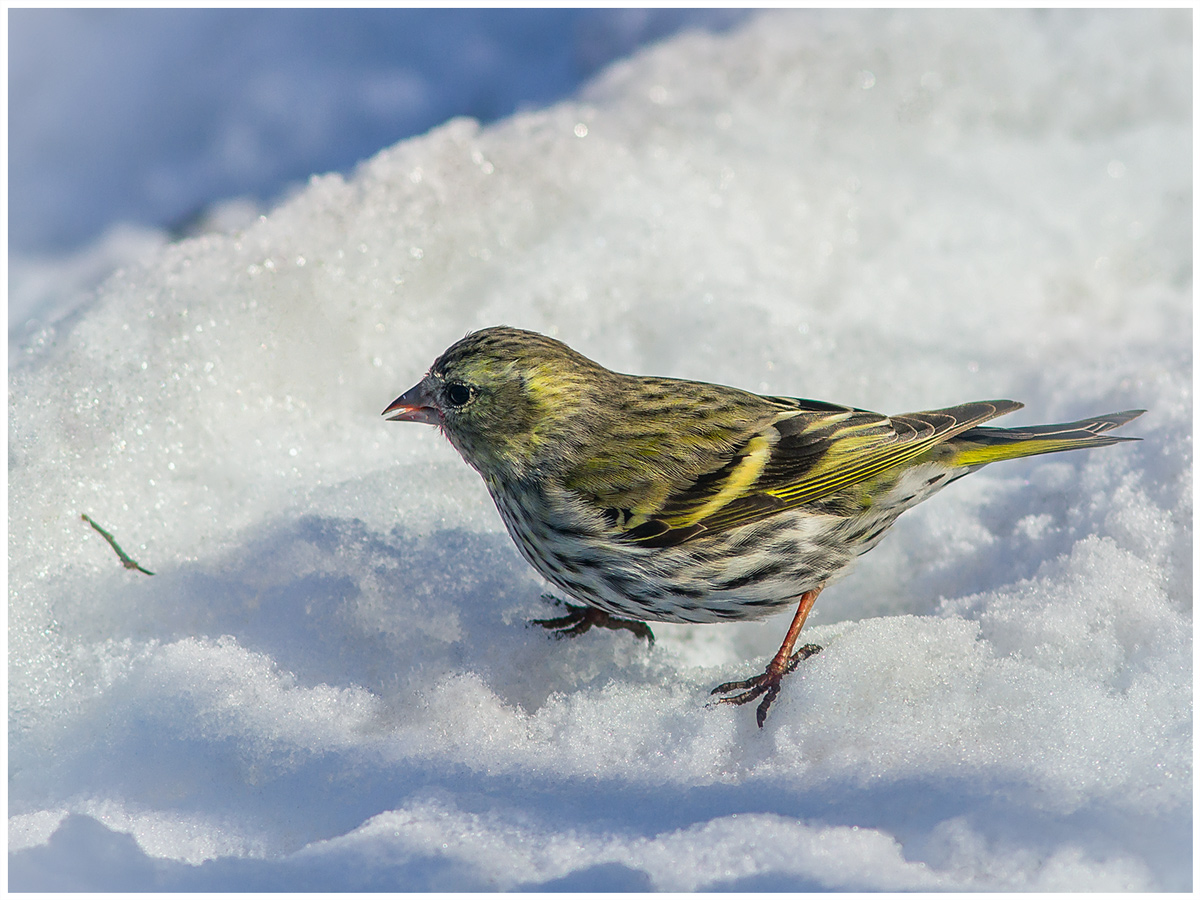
531 599 655 643
710 643 822 726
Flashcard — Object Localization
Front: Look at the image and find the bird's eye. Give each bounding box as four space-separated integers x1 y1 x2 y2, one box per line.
445 383 472 407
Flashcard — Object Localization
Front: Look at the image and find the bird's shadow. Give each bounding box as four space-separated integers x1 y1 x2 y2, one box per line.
56 512 655 708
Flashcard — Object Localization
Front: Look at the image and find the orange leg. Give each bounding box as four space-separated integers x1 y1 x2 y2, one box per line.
711 585 824 727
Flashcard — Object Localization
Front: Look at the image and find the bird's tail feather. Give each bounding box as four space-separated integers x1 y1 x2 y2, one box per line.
950 409 1145 468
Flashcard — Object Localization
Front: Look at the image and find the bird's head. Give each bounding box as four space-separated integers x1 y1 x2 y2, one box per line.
384 326 612 481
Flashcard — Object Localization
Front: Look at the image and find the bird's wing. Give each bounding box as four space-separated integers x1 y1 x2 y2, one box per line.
616 399 1022 548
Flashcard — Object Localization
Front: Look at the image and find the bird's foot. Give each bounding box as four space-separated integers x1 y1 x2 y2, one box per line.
532 596 655 643
710 643 822 727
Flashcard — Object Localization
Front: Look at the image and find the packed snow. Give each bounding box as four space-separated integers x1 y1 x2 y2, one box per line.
8 9 1191 891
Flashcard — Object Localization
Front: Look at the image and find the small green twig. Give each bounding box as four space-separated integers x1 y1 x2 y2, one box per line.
81 514 155 575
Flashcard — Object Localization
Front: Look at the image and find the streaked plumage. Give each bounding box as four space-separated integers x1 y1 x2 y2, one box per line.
385 326 1144 726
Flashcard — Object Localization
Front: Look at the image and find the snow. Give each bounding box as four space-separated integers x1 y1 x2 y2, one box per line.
8 9 1191 891
8 7 747 255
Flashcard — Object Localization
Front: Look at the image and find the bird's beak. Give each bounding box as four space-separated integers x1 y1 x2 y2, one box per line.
383 379 440 424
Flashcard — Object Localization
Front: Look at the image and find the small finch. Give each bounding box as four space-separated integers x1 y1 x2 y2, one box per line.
385 326 1144 726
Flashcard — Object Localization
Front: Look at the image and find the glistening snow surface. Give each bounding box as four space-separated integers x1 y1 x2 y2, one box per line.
8 9 1192 891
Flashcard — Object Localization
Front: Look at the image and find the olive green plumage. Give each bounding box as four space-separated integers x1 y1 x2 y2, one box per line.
385 325 1144 725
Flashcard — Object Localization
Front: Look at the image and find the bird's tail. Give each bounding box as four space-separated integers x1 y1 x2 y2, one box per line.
949 409 1145 468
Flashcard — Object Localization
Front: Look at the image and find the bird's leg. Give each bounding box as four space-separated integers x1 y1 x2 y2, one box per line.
532 595 655 643
711 586 824 727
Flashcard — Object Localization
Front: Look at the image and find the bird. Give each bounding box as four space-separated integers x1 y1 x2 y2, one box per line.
384 325 1144 727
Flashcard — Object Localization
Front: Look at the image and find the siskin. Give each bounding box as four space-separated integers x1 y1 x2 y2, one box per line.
385 326 1144 726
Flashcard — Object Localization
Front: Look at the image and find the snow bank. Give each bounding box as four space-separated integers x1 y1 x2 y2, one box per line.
9 9 1191 890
